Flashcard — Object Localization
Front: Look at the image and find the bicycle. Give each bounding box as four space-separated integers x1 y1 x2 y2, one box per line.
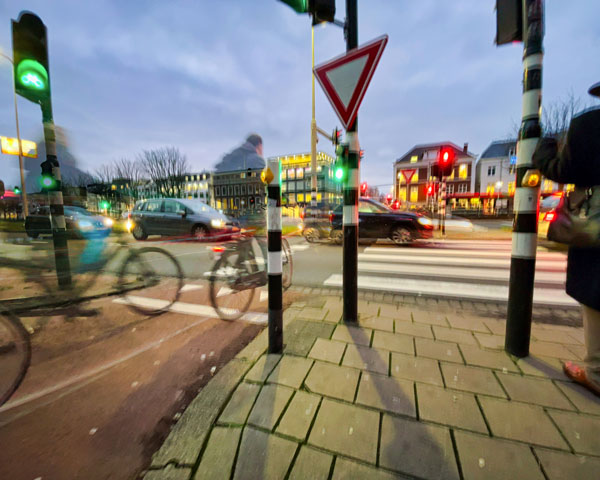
0 239 184 406
208 232 292 321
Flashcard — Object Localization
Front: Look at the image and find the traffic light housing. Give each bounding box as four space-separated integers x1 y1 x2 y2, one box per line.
12 12 50 104
278 0 335 24
437 147 455 178
426 184 434 196
496 0 523 46
40 158 57 191
333 143 348 183
14 186 21 194
386 194 392 203
360 182 367 196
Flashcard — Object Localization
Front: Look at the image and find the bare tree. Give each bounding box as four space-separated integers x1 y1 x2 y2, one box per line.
113 157 143 184
94 164 116 184
138 147 189 197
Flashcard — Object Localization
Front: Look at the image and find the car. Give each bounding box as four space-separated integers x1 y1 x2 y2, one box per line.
300 203 336 242
25 205 113 239
539 193 563 237
329 197 434 245
129 198 238 241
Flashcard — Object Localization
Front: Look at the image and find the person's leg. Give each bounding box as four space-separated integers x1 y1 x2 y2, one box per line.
583 304 600 388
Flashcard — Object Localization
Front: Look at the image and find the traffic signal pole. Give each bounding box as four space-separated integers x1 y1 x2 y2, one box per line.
266 158 283 353
310 25 318 208
505 0 544 357
343 0 358 323
42 101 72 287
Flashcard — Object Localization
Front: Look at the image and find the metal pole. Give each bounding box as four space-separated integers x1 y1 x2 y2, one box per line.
441 178 446 236
505 0 544 357
42 101 72 287
310 25 318 208
343 0 358 323
267 157 283 353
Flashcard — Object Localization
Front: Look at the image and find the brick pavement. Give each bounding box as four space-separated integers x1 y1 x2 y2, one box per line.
145 296 600 479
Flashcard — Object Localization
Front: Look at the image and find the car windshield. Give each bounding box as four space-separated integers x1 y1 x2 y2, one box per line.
367 200 393 213
186 201 221 216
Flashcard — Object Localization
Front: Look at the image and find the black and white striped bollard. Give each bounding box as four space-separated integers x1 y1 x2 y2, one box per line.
505 0 544 357
343 132 359 323
266 158 283 353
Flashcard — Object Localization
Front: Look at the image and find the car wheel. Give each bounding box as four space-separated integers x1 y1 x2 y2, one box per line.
192 224 209 240
331 229 343 245
132 223 148 241
391 227 413 245
303 228 320 243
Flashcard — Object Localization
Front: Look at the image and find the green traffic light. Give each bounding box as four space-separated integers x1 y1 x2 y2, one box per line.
100 200 110 210
40 175 55 189
14 187 21 194
16 59 48 92
334 167 344 181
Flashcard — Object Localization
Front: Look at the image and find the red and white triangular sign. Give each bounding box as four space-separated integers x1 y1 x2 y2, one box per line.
314 35 388 130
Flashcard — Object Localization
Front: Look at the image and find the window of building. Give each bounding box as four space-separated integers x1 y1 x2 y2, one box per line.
317 165 322 172
241 185 246 195
398 186 407 202
542 179 554 193
288 193 296 204
459 164 468 179
508 181 516 195
447 184 454 195
281 183 287 193
234 185 240 195
411 171 419 183
234 198 240 209
410 186 419 202
288 168 295 180
296 168 304 179
297 193 305 203
458 184 468 194
410 155 418 163
228 186 233 195
255 184 260 194
214 186 220 196
316 193 322 202
281 170 287 180
487 165 496 176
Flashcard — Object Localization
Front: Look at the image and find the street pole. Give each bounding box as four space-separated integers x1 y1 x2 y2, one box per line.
441 178 446 236
266 157 283 353
42 100 72 287
343 0 358 323
310 25 318 208
0 52 29 217
505 0 544 357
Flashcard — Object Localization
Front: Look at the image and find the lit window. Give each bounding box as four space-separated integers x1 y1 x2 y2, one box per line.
447 184 454 195
410 186 418 202
459 164 468 179
281 170 287 180
316 193 322 201
399 187 407 202
288 169 295 180
410 155 418 163
411 171 419 183
296 168 304 179
297 193 304 202
566 184 575 192
542 179 554 193
508 181 516 195
486 183 495 195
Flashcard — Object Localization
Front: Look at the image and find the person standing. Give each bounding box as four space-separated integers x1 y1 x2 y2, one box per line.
532 82 600 395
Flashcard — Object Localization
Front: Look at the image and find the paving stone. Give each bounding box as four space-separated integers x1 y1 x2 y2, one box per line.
392 305 414 321
447 315 491 333
379 304 399 318
566 329 585 344
478 396 568 449
332 325 372 346
390 352 444 387
416 383 488 433
484 319 506 335
379 415 459 480
412 310 449 326
497 374 575 410
288 446 333 480
245 354 282 383
566 344 587 360
432 326 478 345
535 448 600 480
474 333 505 350
415 338 463 364
219 382 261 425
247 384 294 430
332 458 402 480
547 410 600 455
356 372 416 417
394 320 434 339
358 316 394 332
529 341 579 359
267 355 313 388
454 431 545 480
144 466 191 480
515 354 567 380
300 307 328 321
277 391 321 441
194 427 241 480
531 327 581 345
232 427 298 480
372 331 414 355
342 344 389 375
286 319 335 356
555 380 600 415
459 344 519 372
305 361 360 402
358 301 380 316
308 398 379 463
308 338 346 364
440 363 506 398
324 307 343 323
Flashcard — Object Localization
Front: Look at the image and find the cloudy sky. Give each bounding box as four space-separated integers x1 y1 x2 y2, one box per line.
1 1 599 191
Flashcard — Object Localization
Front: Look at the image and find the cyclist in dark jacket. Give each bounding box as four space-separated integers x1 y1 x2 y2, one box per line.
532 82 600 396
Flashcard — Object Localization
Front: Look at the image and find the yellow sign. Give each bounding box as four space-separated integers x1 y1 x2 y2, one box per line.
0 136 37 158
261 167 274 184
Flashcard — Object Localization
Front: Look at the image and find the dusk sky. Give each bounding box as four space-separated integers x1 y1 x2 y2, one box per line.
1 1 599 192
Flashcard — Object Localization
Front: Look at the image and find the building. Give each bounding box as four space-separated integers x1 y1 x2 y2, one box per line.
270 151 342 214
393 142 477 211
183 171 212 204
475 140 517 214
212 168 265 216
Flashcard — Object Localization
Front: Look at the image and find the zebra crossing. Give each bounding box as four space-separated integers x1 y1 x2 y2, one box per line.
323 240 577 308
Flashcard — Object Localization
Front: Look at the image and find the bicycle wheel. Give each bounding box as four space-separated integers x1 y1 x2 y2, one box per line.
118 247 184 315
209 250 255 321
282 238 293 290
0 311 31 406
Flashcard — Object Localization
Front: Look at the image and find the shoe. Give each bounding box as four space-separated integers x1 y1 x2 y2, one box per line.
563 361 600 397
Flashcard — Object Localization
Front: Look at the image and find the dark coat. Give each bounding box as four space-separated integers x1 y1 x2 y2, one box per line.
215 141 265 173
532 107 600 310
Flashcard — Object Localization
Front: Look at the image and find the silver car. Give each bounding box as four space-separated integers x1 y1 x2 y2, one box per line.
130 198 238 241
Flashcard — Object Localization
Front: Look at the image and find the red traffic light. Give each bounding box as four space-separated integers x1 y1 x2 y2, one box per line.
439 148 454 166
426 184 434 196
360 182 368 194
386 193 392 202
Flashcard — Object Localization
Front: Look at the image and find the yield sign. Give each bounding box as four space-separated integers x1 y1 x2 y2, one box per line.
401 169 417 184
313 35 388 130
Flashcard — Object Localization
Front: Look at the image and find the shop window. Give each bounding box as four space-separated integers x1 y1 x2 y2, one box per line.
459 164 468 179
410 186 418 202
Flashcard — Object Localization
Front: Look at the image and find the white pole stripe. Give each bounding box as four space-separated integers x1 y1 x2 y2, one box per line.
267 204 282 231
516 138 538 167
343 205 358 225
521 90 541 119
513 188 539 213
346 131 360 153
511 232 538 258
267 251 282 274
523 53 543 69
347 169 359 189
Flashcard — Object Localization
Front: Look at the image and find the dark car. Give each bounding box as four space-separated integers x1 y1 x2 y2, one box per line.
130 198 238 241
329 197 434 245
25 206 113 239
300 203 336 242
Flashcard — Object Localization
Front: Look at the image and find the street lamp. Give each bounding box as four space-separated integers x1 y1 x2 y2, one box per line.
0 48 29 217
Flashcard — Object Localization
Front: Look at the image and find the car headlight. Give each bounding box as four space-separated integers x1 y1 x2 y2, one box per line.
103 217 114 227
77 219 93 230
211 219 225 228
126 220 133 232
417 217 433 226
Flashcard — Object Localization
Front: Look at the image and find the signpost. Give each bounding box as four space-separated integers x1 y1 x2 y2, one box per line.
314 31 387 322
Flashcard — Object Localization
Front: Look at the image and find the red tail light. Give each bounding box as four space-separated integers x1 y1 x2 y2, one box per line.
300 211 305 220
329 213 334 223
544 211 556 222
212 246 225 253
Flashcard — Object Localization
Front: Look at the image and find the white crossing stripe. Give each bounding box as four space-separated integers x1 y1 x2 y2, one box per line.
363 246 565 261
260 290 268 302
290 244 310 252
180 284 204 292
217 287 233 297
